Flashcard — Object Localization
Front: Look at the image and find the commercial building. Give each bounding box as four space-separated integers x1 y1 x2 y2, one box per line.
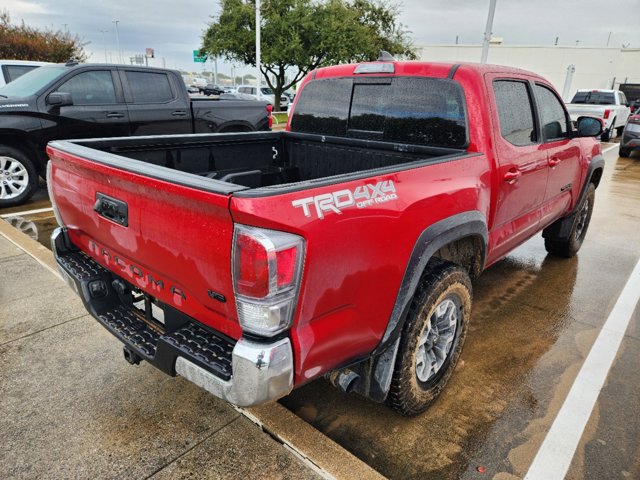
417 44 640 101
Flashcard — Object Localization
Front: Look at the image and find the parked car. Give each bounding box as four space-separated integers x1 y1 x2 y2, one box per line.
48 61 603 416
185 85 200 94
236 85 290 110
202 84 225 96
190 77 207 92
0 60 51 87
566 89 631 141
0 63 271 207
630 99 640 114
619 114 640 157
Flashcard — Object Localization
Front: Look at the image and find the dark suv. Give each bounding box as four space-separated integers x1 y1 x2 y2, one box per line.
619 114 640 157
202 84 225 96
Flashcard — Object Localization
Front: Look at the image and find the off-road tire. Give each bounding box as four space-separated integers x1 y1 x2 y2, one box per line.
619 146 631 158
0 145 38 208
386 259 472 416
544 183 595 258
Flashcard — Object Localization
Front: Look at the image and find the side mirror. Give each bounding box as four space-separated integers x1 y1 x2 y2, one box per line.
47 92 73 108
576 116 603 137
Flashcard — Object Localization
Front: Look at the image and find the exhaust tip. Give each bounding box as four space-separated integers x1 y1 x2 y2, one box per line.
329 369 360 394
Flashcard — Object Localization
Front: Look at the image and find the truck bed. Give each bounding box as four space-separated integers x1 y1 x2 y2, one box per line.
49 131 467 195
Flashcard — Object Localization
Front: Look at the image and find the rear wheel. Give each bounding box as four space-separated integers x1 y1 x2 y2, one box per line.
387 259 472 416
601 128 611 142
0 146 38 208
616 125 625 136
619 146 631 158
544 183 595 258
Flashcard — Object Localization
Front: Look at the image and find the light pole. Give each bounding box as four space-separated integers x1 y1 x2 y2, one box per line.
255 0 261 99
480 0 497 64
112 20 122 64
99 30 108 63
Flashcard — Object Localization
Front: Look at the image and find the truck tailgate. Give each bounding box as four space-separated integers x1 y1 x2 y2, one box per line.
47 144 242 340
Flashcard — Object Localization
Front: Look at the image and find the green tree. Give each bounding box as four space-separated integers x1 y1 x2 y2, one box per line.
0 11 88 62
201 0 415 110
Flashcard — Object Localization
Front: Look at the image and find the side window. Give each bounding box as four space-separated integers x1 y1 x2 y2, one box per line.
534 84 570 141
56 70 116 105
493 80 536 146
125 71 174 103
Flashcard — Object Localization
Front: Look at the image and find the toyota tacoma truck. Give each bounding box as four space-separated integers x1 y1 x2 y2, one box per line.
0 62 271 207
566 89 631 142
48 61 604 416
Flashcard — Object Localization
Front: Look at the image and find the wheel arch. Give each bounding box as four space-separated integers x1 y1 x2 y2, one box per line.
0 131 44 174
344 211 488 402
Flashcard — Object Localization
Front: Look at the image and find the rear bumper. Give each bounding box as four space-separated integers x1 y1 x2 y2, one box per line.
51 227 294 407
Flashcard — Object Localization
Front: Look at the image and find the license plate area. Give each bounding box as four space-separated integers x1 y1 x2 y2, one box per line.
130 288 166 333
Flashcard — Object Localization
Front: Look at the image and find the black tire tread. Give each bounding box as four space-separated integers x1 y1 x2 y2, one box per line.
386 259 472 416
544 183 595 258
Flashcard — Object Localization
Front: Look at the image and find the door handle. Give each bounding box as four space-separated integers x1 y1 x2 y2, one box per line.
548 157 561 167
504 169 521 182
106 112 125 118
171 110 188 117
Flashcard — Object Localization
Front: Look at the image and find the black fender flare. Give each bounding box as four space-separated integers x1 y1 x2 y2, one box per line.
543 154 604 241
349 211 488 402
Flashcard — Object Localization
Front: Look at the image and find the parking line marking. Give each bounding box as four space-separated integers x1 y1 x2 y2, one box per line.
600 144 618 154
525 258 640 480
0 207 54 218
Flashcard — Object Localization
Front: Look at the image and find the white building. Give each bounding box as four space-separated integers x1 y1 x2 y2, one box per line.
417 44 640 101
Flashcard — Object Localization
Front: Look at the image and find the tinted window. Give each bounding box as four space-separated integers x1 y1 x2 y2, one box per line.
290 78 352 137
125 71 173 103
57 70 116 105
535 84 569 141
290 77 467 148
350 84 387 133
570 91 615 105
4 65 39 83
493 80 536 146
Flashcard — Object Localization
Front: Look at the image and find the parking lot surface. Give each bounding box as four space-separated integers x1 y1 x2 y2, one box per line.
1 142 639 479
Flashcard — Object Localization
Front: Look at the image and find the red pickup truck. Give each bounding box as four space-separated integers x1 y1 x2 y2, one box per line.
48 61 604 416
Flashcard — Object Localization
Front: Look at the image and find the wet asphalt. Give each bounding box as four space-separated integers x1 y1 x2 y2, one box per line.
2 143 639 479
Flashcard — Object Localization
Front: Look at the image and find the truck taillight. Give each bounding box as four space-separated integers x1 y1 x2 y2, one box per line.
267 104 273 129
603 109 612 119
232 224 305 336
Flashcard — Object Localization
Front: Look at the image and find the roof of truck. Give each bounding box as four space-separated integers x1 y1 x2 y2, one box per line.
312 61 548 82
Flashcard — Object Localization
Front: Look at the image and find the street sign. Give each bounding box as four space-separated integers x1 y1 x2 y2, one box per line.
193 50 207 63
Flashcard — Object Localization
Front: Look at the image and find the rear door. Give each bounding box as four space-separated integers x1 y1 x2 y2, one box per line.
532 83 582 226
39 68 130 143
119 68 192 135
487 77 548 260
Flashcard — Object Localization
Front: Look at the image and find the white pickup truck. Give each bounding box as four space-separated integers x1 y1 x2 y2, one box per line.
566 89 631 141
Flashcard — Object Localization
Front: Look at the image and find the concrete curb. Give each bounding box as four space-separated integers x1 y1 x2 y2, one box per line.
0 220 384 480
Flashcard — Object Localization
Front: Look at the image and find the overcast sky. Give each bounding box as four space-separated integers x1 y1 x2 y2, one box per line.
4 0 640 76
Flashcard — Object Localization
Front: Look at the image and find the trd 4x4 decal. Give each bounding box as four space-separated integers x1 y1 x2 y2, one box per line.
292 180 398 219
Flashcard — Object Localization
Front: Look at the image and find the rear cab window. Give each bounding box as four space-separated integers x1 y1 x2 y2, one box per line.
290 76 468 148
570 91 615 105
